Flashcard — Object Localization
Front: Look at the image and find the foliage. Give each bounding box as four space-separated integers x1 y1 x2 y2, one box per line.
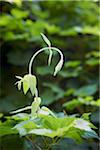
0 1 99 150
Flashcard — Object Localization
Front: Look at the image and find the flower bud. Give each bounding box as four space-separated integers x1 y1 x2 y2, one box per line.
54 59 63 76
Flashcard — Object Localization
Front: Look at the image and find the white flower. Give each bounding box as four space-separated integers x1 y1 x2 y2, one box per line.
15 74 38 97
54 59 63 76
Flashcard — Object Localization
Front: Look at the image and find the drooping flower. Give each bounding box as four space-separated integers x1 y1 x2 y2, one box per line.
15 74 38 97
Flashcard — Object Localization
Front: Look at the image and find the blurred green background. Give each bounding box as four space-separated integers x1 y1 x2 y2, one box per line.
0 0 99 150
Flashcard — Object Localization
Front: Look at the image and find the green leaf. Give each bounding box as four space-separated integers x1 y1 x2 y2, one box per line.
41 33 51 47
83 130 98 139
63 99 81 111
36 66 53 75
14 120 37 136
0 126 18 137
11 113 30 121
74 84 97 97
91 99 100 106
42 116 75 130
11 9 29 19
74 119 92 131
82 113 91 120
64 127 83 143
0 120 18 137
41 89 55 105
65 61 80 68
28 128 53 137
86 58 99 66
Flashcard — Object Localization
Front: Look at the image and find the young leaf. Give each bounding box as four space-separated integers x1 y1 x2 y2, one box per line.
41 33 51 47
82 113 91 120
28 129 53 137
13 122 27 136
74 119 92 131
0 126 18 137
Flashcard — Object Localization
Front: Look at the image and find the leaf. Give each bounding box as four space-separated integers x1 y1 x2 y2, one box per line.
37 66 53 75
11 113 30 121
42 116 75 130
64 128 83 143
82 130 98 139
86 58 99 66
0 126 18 137
0 113 3 118
91 99 100 106
65 61 80 68
41 89 55 105
82 113 91 121
13 120 37 136
41 33 51 47
28 128 53 137
74 84 97 97
63 99 81 111
63 97 100 110
11 9 29 19
13 124 27 137
27 116 76 138
74 119 92 131
59 66 82 78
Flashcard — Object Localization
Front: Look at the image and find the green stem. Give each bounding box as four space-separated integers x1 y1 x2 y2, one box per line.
29 47 63 75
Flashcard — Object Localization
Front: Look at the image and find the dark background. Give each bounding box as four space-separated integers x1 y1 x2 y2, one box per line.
0 0 99 150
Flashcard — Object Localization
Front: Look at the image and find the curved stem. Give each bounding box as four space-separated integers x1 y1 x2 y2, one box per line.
29 47 63 75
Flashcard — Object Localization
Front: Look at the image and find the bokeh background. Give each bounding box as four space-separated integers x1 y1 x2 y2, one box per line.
0 0 99 150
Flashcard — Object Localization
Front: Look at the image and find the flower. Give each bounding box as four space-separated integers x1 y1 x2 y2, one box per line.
54 59 63 76
15 74 38 97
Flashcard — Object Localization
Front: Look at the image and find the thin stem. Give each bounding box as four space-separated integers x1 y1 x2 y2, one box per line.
10 106 31 114
29 47 63 75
